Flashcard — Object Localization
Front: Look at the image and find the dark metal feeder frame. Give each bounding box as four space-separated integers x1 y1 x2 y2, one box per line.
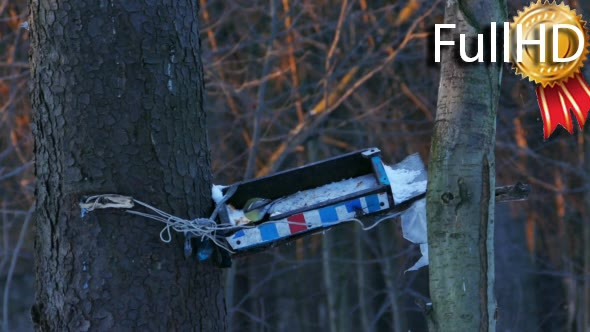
217 147 401 255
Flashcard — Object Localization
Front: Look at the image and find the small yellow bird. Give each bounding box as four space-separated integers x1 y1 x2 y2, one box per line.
243 197 274 222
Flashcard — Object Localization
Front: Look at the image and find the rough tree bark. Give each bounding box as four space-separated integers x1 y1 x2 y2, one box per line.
426 0 506 331
29 0 225 330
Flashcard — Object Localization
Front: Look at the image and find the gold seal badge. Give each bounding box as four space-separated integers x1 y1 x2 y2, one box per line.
510 1 589 87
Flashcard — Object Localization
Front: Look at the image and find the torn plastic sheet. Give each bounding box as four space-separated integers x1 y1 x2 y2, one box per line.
383 153 427 204
401 198 428 272
382 153 428 271
406 243 428 272
383 153 428 272
402 198 427 244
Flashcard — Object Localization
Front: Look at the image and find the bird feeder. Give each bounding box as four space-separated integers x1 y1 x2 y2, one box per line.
216 147 425 255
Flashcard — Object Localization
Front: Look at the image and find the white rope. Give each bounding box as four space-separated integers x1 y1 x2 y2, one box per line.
79 188 244 254
79 194 134 211
80 190 402 254
355 211 404 231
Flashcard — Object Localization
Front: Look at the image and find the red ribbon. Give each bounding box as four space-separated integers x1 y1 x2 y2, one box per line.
536 73 590 139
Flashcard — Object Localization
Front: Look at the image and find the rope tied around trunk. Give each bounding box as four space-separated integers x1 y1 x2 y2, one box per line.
79 185 240 253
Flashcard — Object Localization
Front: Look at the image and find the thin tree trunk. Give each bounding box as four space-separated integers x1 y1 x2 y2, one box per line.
322 232 338 332
494 104 538 330
494 207 538 330
354 226 371 332
569 3 590 329
377 226 404 332
29 0 225 330
337 275 351 332
583 129 590 331
307 140 339 332
426 1 505 331
574 3 590 329
225 264 236 331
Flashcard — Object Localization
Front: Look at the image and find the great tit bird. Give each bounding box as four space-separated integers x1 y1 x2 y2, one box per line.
243 197 274 222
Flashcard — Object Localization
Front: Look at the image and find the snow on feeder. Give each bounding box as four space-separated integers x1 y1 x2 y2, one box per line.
216 148 427 254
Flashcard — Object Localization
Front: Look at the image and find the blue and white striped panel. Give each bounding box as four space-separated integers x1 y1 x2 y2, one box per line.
227 228 261 250
318 192 389 225
226 219 292 250
226 192 390 251
302 209 322 229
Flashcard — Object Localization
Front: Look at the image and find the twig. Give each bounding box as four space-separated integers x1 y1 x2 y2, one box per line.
2 207 33 332
400 82 433 121
415 298 436 331
281 0 305 122
0 161 32 181
495 182 531 202
257 1 440 176
244 0 280 180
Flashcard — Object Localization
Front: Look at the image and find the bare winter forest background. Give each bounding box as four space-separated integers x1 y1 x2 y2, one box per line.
1 0 590 331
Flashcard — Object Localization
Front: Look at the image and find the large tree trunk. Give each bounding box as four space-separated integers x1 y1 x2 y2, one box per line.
426 1 505 331
28 0 225 330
